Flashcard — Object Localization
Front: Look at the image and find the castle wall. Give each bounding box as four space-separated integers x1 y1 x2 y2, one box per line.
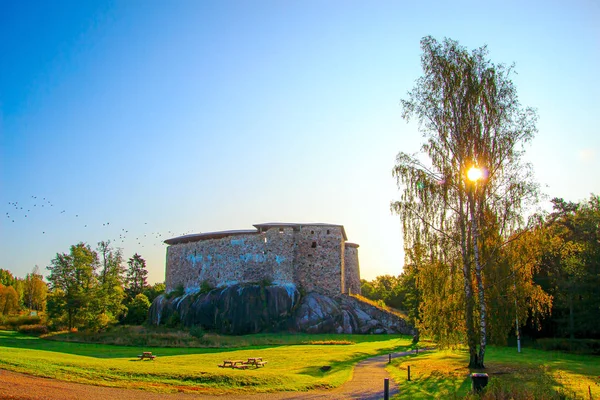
165 231 295 292
293 226 344 296
344 243 361 295
165 224 356 297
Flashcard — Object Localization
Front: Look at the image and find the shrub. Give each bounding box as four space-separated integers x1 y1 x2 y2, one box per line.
534 338 600 355
303 340 355 345
0 314 42 329
18 324 49 335
165 311 181 328
199 280 214 295
189 326 205 339
165 284 184 299
124 294 151 325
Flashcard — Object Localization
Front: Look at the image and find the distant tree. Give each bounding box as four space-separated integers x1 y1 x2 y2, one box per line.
23 266 47 311
0 269 16 287
393 36 540 367
46 243 100 330
0 283 20 315
96 241 126 322
126 254 148 298
360 279 376 300
359 272 419 324
124 293 151 325
537 195 600 338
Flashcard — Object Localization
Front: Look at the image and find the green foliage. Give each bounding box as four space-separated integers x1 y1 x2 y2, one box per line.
189 325 205 339
165 284 184 299
536 195 600 339
46 243 100 330
533 338 600 355
124 293 151 325
360 270 420 325
302 340 354 345
0 269 16 287
0 314 42 329
23 266 47 312
199 280 214 295
259 277 273 287
143 282 165 303
96 241 127 323
165 310 181 328
126 253 148 298
0 284 20 315
394 36 542 367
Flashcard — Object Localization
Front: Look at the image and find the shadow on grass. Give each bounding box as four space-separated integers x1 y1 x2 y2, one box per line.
391 348 587 399
0 330 280 359
298 345 412 378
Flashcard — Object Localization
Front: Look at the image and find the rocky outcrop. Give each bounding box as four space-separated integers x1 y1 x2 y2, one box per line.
149 283 299 335
294 293 415 335
148 284 415 335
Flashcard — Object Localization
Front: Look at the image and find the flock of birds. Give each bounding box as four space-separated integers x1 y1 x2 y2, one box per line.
4 195 195 249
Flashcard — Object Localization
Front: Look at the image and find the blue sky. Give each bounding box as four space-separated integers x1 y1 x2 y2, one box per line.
1 1 599 284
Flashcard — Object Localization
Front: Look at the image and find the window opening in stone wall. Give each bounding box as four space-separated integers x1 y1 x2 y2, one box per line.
194 250 197 257
311 241 317 248
311 230 314 234
279 228 284 233
327 229 330 234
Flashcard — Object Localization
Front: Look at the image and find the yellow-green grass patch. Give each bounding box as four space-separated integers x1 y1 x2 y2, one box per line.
0 330 411 395
387 346 600 399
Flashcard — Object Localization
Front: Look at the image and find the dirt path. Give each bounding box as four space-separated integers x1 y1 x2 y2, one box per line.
0 349 426 399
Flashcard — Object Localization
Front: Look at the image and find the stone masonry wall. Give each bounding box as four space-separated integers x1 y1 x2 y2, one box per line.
344 244 361 295
293 226 344 296
165 224 353 297
165 231 295 292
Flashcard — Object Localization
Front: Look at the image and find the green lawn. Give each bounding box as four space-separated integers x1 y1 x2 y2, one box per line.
387 346 600 399
0 330 412 395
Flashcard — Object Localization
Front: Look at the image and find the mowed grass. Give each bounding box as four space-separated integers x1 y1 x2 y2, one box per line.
0 330 412 395
387 346 600 399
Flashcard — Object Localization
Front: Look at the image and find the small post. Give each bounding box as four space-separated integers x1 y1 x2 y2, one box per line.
407 365 411 381
384 378 389 400
416 346 419 354
389 353 392 364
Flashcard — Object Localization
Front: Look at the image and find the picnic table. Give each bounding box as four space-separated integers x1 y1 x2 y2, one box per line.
218 360 248 369
245 357 267 368
218 358 267 369
137 351 156 360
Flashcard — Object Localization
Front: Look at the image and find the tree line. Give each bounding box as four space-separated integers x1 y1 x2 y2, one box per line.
0 240 164 331
363 194 600 342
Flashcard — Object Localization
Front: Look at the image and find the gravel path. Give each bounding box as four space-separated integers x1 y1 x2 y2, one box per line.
0 349 427 399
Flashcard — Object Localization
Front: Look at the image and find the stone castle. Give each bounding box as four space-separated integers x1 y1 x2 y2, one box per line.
164 223 361 297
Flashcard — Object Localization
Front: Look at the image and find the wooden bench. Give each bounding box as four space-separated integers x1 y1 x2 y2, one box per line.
137 351 156 360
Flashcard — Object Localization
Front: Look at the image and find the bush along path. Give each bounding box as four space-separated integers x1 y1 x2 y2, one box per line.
0 348 431 400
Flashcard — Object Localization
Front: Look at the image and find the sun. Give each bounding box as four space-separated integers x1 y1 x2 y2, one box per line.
467 167 483 182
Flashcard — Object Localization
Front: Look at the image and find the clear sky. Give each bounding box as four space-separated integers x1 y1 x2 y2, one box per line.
1 1 599 284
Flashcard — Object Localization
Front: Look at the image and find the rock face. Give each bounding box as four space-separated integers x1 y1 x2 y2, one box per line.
294 293 416 335
148 284 415 335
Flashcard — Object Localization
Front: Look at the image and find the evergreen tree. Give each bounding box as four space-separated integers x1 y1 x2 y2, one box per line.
126 253 148 298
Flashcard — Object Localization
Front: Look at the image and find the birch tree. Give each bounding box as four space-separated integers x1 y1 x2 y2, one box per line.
392 36 539 368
